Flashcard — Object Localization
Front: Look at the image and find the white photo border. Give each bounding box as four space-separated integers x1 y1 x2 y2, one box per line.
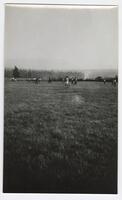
0 0 120 200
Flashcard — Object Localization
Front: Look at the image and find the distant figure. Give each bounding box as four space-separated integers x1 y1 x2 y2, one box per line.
71 77 74 84
71 77 77 85
112 79 117 86
74 77 77 85
65 76 70 87
35 78 39 84
11 77 16 81
103 79 106 84
48 77 52 83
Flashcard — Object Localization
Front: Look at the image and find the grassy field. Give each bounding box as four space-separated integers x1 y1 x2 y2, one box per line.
4 80 117 193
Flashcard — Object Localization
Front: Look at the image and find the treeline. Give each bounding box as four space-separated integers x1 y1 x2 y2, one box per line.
4 67 118 82
5 67 84 80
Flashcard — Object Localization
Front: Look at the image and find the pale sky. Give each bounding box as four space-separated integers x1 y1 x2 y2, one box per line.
4 4 118 71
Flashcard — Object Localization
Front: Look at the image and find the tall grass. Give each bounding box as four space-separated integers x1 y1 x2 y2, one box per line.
4 81 117 193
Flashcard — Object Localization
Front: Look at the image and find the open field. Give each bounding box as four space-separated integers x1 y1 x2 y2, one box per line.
4 80 117 193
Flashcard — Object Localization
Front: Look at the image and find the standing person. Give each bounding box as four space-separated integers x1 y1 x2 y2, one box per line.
74 77 77 85
48 77 52 83
71 77 74 84
103 79 106 84
65 76 70 87
35 77 39 84
113 79 117 86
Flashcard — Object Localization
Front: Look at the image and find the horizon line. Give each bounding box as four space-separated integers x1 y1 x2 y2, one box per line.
4 67 118 72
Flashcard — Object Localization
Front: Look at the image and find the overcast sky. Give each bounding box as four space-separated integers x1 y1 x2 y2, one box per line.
4 4 118 71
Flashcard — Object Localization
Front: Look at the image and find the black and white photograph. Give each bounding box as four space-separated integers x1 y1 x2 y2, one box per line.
3 3 118 194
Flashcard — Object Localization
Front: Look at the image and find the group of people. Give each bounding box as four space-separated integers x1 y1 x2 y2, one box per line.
35 76 117 86
47 76 78 86
103 78 117 86
64 76 77 87
10 76 117 87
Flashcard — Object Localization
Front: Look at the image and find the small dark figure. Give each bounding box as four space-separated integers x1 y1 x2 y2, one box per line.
48 77 52 83
74 77 77 85
103 79 106 84
71 77 77 85
72 77 77 85
71 77 74 84
35 78 39 84
112 79 117 86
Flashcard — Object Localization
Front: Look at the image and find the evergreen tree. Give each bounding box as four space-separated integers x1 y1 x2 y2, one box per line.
13 66 20 78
